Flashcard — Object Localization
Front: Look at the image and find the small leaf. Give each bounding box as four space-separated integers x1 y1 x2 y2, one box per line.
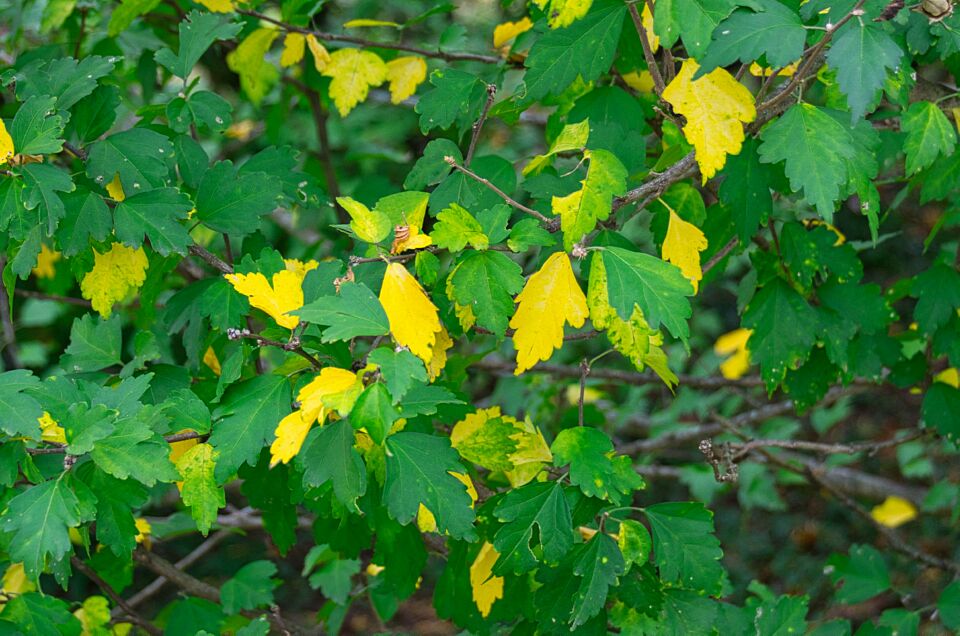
176 443 225 536
323 48 387 116
220 561 279 614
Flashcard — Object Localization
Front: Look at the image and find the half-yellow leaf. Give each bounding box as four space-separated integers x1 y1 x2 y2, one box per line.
280 32 306 67
510 252 588 375
337 196 392 243
80 243 149 318
298 366 365 417
661 210 708 293
533 0 593 28
379 263 441 364
323 48 387 117
32 244 61 279
662 59 756 181
0 118 13 165
385 56 427 104
470 542 504 617
270 406 327 466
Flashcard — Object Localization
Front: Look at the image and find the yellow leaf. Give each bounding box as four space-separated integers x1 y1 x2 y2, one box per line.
337 196 392 243
749 61 798 77
38 412 66 444
622 70 656 94
280 32 306 67
714 328 752 380
661 210 708 293
306 34 331 72
32 244 61 279
343 18 401 28
470 542 504 617
533 0 593 28
451 407 552 487
283 257 320 279
641 2 658 52
196 0 234 11
73 596 112 634
934 367 960 388
106 173 125 201
270 406 326 466
80 243 149 318
298 366 365 417
662 59 756 181
511 252 588 375
379 263 441 364
427 325 453 381
169 433 199 462
225 259 316 329
0 118 14 165
563 385 602 404
870 496 917 528
391 225 433 254
385 56 427 104
322 48 387 117
226 119 256 141
493 17 533 48
202 346 221 375
1 563 35 599
587 254 677 388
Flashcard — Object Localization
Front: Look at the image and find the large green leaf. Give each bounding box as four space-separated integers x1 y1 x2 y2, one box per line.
114 187 194 256
90 415 179 486
570 533 625 628
922 383 960 445
194 160 283 234
492 481 573 574
826 544 890 604
13 55 116 110
10 95 65 155
75 463 147 557
297 282 389 341
645 502 725 596
449 250 524 337
220 560 279 614
59 189 112 256
61 315 123 373
300 419 368 509
902 101 957 175
653 0 750 58
551 427 643 502
415 69 486 134
86 127 174 193
913 263 960 335
154 10 242 79
0 370 43 438
826 21 902 121
20 163 74 236
697 0 806 75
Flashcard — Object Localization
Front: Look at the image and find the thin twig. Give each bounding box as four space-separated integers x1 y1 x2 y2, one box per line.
188 244 233 274
445 157 555 226
729 429 927 462
465 84 497 167
702 236 739 276
578 358 589 427
74 7 88 58
72 556 163 635
62 141 88 161
231 331 324 370
627 3 665 97
305 87 346 223
28 431 206 455
14 288 93 308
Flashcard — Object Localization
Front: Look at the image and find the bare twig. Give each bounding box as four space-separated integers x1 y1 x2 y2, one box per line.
188 244 233 274
28 431 206 455
13 288 93 308
72 556 163 635
445 157 555 226
627 3 665 97
62 141 88 162
466 84 497 167
229 328 324 370
305 87 346 223
702 236 739 275
729 430 926 462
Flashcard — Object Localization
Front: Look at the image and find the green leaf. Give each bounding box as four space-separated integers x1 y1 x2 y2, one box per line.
108 0 162 36
75 463 147 557
86 127 174 193
177 443 225 536
508 217 556 252
349 383 399 445
922 383 960 445
431 203 489 251
299 419 367 509
913 263 960 335
697 0 806 75
939 580 960 630
10 95 64 155
645 502 724 595
0 474 94 580
303 545 361 605
902 101 957 174
296 282 389 342
449 251 524 337
114 187 194 256
601 247 694 343
13 55 116 110
430 154 516 213
404 138 462 190
61 315 123 373
397 385 464 418
20 163 74 236
552 149 627 251
618 519 652 567
719 138 773 243
239 457 297 554
415 68 486 134
155 10 242 79
367 347 427 403
69 85 121 144
551 427 643 501
194 160 282 234
524 3 626 100
743 279 818 392
384 432 476 539
570 533 625 628
492 481 573 574
0 370 43 438
63 403 115 455
524 119 590 176
653 0 748 58
60 189 112 256
220 560 279 615
209 375 292 483
90 415 179 486
826 544 890 603
758 104 855 220
754 595 809 636
826 21 902 121
0 593 82 635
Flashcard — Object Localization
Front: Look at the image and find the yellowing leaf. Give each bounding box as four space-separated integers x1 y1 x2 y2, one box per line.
134 518 152 546
427 325 453 381
337 196 392 243
524 119 590 176
470 542 504 617
306 34 331 72
451 406 552 487
622 71 656 94
417 472 477 532
203 346 222 376
533 0 593 28
446 269 476 332
196 0 234 11
493 17 533 48
385 56 427 104
323 48 388 117
391 225 433 254
749 61 798 77
298 366 365 418
934 367 960 388
661 210 708 293
587 254 677 388
280 32 306 67
227 28 279 105
510 252 589 375
73 596 112 635
169 433 199 463
270 406 326 466
1 563 35 600
38 412 65 444
379 263 441 364
0 118 14 165
32 244 61 279
225 259 317 330
106 173 125 201
870 496 917 528
343 18 401 28
226 119 256 141
641 2 658 52
80 243 149 318
714 328 752 380
662 59 756 181
283 258 320 279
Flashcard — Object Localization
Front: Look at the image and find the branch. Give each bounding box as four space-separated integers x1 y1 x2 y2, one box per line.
228 327 325 370
304 86 346 223
465 84 497 167
728 430 927 462
446 157 556 227
238 9 505 65
627 3 665 97
13 288 93 308
72 556 163 635
28 431 206 455
188 244 233 274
